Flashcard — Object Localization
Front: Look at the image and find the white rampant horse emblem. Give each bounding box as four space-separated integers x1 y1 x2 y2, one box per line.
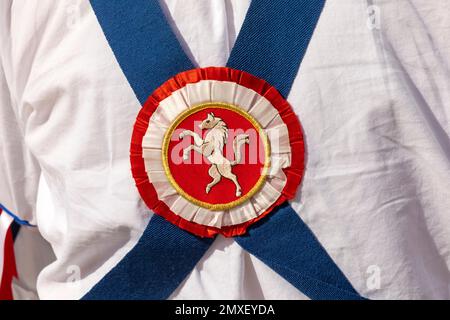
179 113 250 197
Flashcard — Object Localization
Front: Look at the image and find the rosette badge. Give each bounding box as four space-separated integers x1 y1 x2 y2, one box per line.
131 67 304 237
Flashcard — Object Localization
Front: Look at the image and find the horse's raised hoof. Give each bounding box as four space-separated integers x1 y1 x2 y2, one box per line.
179 132 186 139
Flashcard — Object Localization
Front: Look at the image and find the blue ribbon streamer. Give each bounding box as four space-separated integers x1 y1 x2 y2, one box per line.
0 202 34 227
85 0 365 300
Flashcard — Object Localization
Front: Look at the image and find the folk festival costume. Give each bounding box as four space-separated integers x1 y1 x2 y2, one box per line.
1 0 450 299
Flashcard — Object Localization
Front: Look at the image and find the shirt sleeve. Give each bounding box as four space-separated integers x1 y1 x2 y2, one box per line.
0 1 53 300
0 1 41 225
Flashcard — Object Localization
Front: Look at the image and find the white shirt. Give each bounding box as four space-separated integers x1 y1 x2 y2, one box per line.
1 0 449 299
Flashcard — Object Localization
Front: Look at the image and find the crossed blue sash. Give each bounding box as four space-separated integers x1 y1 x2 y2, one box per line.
84 0 365 300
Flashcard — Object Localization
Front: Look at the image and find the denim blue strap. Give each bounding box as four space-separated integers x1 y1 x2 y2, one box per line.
85 0 210 300
86 0 365 300
90 0 194 104
227 0 326 97
229 0 364 300
236 203 364 300
83 215 214 299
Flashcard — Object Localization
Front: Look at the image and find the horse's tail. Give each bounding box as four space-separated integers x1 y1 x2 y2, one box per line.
231 134 250 166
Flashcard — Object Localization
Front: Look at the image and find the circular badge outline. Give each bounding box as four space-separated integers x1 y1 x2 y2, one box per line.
161 102 271 211
130 67 305 238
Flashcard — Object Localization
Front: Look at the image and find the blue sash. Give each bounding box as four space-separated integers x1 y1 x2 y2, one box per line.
84 0 365 300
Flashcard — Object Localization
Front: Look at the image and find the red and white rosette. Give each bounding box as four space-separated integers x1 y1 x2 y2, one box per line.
131 67 304 237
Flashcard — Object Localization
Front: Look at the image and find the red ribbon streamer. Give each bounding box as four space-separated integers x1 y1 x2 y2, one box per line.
0 209 17 300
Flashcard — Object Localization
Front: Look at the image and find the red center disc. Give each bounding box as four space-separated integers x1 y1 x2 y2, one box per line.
164 104 268 209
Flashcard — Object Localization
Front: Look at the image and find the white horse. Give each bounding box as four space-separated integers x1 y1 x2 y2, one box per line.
179 112 249 197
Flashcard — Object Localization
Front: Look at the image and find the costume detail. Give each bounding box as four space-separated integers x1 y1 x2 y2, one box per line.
0 206 17 300
130 67 305 237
